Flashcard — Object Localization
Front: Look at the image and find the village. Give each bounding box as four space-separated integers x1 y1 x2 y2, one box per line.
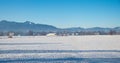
0 30 120 38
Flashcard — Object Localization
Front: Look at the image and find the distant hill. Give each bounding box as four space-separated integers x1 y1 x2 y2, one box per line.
0 20 120 32
0 20 58 32
62 27 84 32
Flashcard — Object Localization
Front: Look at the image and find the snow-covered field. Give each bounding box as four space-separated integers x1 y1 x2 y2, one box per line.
0 35 120 63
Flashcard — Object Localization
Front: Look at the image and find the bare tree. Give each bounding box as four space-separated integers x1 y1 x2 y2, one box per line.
28 30 34 36
0 32 4 36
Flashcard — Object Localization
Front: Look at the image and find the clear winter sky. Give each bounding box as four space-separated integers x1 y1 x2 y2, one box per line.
0 0 120 28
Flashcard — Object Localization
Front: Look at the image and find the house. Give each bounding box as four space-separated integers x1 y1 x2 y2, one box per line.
8 32 14 38
46 33 56 36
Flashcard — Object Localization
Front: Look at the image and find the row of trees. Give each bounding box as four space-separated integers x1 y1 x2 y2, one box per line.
0 30 120 37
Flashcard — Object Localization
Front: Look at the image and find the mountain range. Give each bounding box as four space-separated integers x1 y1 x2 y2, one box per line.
0 20 120 32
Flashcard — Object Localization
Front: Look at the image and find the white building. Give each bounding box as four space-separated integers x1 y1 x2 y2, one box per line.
46 33 56 36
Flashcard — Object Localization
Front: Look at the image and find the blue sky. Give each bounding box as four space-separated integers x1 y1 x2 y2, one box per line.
0 0 120 28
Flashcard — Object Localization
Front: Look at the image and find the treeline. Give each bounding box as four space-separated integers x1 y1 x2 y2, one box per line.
0 30 120 36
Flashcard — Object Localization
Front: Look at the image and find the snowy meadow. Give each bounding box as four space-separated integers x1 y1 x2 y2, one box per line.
0 35 120 63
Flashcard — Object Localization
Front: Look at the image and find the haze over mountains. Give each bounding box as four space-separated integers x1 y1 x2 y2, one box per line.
0 20 120 32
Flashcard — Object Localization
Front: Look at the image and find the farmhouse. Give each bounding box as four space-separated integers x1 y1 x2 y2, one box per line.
46 33 56 36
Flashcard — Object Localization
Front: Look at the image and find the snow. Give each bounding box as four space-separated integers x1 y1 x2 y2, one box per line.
0 35 120 50
0 35 120 60
0 52 120 59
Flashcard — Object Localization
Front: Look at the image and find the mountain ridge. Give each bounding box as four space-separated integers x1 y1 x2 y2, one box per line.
0 20 58 32
0 20 120 32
